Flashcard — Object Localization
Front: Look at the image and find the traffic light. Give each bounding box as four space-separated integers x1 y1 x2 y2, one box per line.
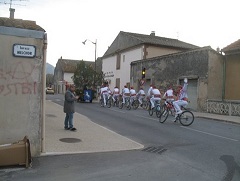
142 68 146 79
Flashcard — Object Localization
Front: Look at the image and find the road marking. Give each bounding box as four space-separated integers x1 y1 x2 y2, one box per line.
181 126 239 142
136 115 158 121
110 109 126 114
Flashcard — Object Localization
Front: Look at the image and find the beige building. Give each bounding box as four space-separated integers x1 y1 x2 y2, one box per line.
0 17 47 156
222 39 240 100
101 31 199 91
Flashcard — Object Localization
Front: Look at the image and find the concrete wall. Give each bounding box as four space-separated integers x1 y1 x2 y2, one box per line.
0 27 45 156
207 51 224 100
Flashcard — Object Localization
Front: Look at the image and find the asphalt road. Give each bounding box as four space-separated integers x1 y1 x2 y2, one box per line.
1 94 239 181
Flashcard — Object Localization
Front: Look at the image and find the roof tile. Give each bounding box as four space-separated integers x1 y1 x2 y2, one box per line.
0 17 45 31
222 39 240 53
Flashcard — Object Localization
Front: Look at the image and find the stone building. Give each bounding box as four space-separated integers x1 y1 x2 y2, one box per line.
131 46 225 111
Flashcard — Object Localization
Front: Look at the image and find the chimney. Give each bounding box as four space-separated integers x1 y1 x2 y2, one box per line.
150 31 155 36
9 8 15 19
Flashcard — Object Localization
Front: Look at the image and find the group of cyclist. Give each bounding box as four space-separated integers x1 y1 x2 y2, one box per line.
99 78 189 118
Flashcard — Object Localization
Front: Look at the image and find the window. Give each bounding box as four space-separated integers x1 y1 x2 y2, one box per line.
116 54 120 70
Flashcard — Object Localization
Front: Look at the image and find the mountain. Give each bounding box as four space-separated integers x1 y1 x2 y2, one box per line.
46 63 55 74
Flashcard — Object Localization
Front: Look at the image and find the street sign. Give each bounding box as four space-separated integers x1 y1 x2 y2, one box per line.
140 79 145 86
13 44 36 58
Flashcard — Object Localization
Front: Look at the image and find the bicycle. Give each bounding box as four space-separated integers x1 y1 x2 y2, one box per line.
159 100 194 126
99 94 111 108
119 96 131 110
111 94 120 107
142 97 150 110
106 96 112 108
148 99 162 118
131 96 140 110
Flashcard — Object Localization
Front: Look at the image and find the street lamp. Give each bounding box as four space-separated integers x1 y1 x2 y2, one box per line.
82 39 97 89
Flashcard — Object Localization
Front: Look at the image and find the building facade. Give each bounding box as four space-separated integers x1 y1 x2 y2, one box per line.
53 58 95 94
0 17 47 156
101 31 198 91
131 47 224 111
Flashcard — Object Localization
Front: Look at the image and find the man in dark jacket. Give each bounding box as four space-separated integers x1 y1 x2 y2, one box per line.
64 84 79 131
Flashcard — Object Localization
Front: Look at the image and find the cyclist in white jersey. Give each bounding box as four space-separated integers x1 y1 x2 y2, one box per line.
130 86 137 105
150 86 161 109
122 85 130 104
173 78 188 115
112 86 120 103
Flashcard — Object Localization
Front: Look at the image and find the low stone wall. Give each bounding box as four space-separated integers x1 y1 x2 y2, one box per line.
207 99 240 117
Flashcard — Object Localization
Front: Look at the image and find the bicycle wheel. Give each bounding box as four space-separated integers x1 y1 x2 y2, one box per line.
115 99 119 107
132 100 139 110
142 100 147 110
107 99 111 108
126 100 131 110
99 99 104 107
119 100 123 109
155 105 161 118
148 105 153 116
159 105 169 123
179 110 194 126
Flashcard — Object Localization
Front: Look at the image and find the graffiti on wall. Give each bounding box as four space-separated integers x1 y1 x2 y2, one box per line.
0 62 38 96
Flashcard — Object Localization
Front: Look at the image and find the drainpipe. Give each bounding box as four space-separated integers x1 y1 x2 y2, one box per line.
222 55 226 101
41 33 47 153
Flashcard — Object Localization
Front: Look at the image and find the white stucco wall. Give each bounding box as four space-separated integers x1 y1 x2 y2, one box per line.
0 26 45 156
102 47 142 91
64 72 74 84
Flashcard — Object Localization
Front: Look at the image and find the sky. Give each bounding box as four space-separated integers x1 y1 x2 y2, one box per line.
0 0 239 67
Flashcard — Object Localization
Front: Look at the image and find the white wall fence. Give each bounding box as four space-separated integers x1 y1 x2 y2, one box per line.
207 99 240 117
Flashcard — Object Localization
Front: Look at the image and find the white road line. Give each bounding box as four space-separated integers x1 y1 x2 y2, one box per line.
136 115 158 121
110 108 126 114
181 126 239 142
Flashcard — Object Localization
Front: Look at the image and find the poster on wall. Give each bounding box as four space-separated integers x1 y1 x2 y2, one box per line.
84 90 92 103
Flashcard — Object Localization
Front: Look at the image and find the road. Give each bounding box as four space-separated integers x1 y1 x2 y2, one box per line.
49 94 240 181
1 94 239 181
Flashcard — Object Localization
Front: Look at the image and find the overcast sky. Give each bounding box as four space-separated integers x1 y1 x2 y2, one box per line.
0 0 239 67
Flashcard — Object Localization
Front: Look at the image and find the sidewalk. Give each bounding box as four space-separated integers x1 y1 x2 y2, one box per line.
43 100 239 156
192 111 240 124
42 100 144 156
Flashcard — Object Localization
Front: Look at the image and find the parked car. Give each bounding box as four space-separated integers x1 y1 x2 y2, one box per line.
46 87 54 94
